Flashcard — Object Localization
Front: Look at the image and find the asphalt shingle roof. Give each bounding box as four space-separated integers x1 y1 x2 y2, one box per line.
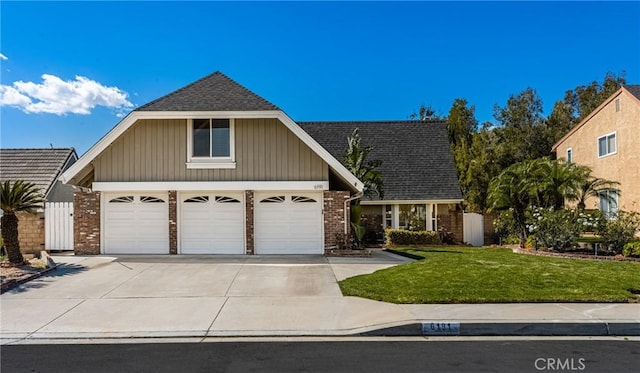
136 71 280 112
301 121 463 201
0 148 77 197
625 85 640 100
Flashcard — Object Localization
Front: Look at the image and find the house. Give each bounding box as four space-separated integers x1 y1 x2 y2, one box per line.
552 85 640 215
301 121 463 241
0 148 78 253
61 71 462 255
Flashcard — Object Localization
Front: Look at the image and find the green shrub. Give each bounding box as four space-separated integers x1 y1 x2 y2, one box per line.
596 211 640 254
622 240 640 257
527 208 604 252
385 229 440 245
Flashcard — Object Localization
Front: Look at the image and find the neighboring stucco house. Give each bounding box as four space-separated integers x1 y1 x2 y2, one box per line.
61 72 462 255
552 85 640 215
302 121 463 241
0 148 78 253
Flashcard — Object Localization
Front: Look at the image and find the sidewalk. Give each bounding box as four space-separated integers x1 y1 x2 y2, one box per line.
1 252 638 343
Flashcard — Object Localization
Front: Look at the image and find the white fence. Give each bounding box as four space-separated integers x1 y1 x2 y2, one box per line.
463 213 484 247
45 202 74 251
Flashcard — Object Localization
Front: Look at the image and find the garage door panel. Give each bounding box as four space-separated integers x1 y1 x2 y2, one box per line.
179 192 245 254
104 193 169 254
255 193 322 254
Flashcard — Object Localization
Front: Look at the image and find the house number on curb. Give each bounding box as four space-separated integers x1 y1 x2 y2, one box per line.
422 322 461 335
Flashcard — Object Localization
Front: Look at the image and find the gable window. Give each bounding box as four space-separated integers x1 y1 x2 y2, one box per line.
187 119 235 169
599 189 618 219
566 148 572 163
597 132 616 158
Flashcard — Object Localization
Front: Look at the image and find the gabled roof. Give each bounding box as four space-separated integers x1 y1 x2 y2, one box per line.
625 84 640 100
0 148 77 197
301 121 463 202
61 72 363 192
136 71 280 112
552 84 640 150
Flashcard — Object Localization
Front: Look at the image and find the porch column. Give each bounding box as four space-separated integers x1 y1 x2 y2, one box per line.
392 204 399 229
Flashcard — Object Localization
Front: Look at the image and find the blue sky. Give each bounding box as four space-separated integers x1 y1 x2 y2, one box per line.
1 1 639 155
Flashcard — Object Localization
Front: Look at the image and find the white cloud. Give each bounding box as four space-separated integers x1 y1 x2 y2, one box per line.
0 74 133 116
0 53 7 61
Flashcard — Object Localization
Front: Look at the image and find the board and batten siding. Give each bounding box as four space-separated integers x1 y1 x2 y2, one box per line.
93 118 329 182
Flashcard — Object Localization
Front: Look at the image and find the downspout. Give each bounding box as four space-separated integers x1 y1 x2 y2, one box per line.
344 192 363 234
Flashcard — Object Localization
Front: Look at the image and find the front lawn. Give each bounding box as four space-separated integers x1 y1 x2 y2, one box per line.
339 247 640 303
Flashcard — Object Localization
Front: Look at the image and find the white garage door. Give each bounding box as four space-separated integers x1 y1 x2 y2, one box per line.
179 192 245 254
104 193 169 254
254 192 323 254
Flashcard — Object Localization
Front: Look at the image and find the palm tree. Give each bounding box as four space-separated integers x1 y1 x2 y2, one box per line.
1 181 44 264
575 173 620 211
487 160 539 247
532 158 586 210
343 128 384 200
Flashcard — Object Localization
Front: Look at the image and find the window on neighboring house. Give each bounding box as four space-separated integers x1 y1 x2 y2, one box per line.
599 189 619 219
566 148 572 163
187 119 235 168
597 133 616 157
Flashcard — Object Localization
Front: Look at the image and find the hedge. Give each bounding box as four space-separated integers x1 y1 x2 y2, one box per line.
622 240 640 257
385 229 440 245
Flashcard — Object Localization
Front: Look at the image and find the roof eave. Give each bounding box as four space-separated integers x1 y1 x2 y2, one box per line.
551 86 640 150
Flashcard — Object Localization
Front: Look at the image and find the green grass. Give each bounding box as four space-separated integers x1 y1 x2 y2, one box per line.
339 246 640 303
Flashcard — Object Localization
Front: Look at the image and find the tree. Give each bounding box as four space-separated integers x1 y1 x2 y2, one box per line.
446 99 483 211
487 160 539 247
532 158 586 210
487 158 589 246
547 72 626 143
447 98 477 147
492 88 553 167
343 128 384 200
0 181 44 264
409 104 443 121
575 173 620 211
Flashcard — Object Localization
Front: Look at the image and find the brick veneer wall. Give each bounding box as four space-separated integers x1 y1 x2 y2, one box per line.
74 190 100 255
16 211 45 254
437 210 464 244
245 190 254 255
323 191 350 249
168 191 177 254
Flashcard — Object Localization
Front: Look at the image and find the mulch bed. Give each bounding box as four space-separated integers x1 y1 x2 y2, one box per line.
0 257 57 293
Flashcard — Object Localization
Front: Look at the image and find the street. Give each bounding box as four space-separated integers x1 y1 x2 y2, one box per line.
2 338 638 372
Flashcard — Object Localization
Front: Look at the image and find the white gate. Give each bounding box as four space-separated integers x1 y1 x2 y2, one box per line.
463 213 484 247
45 202 74 251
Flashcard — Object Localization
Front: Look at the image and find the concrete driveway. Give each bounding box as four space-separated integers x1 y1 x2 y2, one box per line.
1 250 412 340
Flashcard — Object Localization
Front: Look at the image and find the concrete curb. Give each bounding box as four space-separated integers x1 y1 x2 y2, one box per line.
360 321 640 337
3 321 638 342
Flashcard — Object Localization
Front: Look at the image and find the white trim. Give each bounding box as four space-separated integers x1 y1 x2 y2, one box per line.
597 131 617 158
186 118 236 165
92 181 329 192
360 199 463 205
60 110 363 193
186 162 237 169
